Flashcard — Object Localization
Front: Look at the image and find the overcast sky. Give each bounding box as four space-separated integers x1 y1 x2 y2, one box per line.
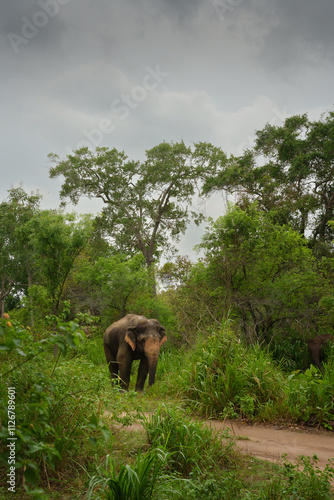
1 0 333 258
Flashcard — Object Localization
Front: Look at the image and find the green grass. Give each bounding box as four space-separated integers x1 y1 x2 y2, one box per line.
86 404 334 500
2 316 334 498
87 449 168 500
141 404 234 476
157 325 334 428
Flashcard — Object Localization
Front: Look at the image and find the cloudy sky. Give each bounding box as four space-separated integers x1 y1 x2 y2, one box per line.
1 0 334 257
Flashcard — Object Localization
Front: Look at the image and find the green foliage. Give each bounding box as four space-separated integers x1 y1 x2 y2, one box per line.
259 454 334 500
177 327 286 420
133 296 177 332
0 315 111 495
202 110 334 248
0 187 41 315
71 252 150 323
269 335 310 372
164 321 334 427
13 285 52 328
49 142 214 297
160 261 224 345
158 256 192 290
24 210 90 314
142 405 233 476
196 204 323 343
284 361 334 429
162 204 330 349
87 449 168 500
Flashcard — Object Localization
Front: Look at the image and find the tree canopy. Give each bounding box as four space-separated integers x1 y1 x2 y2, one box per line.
49 142 212 296
25 210 90 314
202 111 334 251
0 188 41 316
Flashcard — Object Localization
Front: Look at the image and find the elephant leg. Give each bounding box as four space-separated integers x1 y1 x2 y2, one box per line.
117 353 133 390
311 348 322 370
104 344 119 380
135 357 149 392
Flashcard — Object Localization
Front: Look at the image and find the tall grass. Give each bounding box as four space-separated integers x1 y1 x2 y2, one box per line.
162 324 334 427
87 404 334 500
87 449 168 500
141 404 234 477
174 328 286 420
258 454 334 500
283 361 334 429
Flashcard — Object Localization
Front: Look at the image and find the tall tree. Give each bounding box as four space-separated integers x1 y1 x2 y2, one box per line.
0 188 41 316
49 141 209 295
69 252 149 320
201 111 334 251
197 204 324 343
25 210 90 314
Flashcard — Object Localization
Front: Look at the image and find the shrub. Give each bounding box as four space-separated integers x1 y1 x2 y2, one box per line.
167 323 334 427
283 362 334 429
176 327 286 421
86 449 169 500
0 315 111 495
142 405 234 477
259 454 334 500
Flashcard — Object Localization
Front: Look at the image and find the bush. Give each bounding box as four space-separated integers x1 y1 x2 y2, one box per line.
269 334 311 372
0 315 111 496
284 362 334 429
142 405 234 477
259 454 334 500
87 449 169 500
176 327 286 421
167 322 334 427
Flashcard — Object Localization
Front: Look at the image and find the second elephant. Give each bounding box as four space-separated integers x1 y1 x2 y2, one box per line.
308 334 333 369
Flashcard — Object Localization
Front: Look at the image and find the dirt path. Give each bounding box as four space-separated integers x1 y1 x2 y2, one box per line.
107 411 334 471
206 419 334 470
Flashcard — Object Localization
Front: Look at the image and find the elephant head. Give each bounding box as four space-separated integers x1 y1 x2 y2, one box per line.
308 334 333 369
124 316 167 387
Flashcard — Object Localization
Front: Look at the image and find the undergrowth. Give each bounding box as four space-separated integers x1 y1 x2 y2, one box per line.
86 404 334 500
1 314 334 498
157 324 334 428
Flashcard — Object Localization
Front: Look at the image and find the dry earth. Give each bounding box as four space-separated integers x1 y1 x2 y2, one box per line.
206 419 334 471
106 411 334 472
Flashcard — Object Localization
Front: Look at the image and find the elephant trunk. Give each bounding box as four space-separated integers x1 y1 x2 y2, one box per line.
144 338 161 387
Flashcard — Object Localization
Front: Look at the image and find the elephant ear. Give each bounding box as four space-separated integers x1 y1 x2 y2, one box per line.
125 329 137 351
159 326 167 346
149 319 167 346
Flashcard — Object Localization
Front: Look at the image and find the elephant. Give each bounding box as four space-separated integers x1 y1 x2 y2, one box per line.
103 314 167 391
308 334 334 369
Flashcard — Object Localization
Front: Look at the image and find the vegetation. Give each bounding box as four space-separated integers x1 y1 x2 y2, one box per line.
48 141 210 295
1 111 334 497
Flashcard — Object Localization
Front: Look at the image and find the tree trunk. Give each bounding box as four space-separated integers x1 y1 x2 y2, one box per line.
146 259 157 298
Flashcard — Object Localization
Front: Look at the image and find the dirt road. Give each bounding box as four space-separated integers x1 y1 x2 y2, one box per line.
109 412 334 471
206 419 334 471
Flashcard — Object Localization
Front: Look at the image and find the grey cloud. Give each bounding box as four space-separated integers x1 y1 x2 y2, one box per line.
1 0 334 258
248 0 334 69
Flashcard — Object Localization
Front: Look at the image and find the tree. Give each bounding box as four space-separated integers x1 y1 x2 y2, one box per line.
25 210 90 314
201 111 334 251
0 188 41 317
158 255 192 290
197 204 325 343
49 141 210 295
69 252 149 322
